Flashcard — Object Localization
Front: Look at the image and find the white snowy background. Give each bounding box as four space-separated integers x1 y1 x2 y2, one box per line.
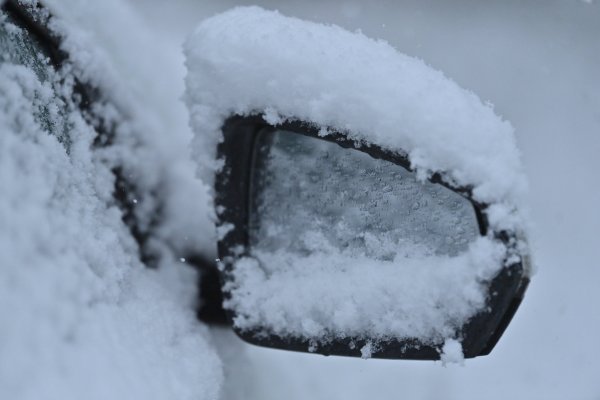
2 1 599 399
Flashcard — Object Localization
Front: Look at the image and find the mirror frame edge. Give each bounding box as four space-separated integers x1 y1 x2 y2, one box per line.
215 114 529 360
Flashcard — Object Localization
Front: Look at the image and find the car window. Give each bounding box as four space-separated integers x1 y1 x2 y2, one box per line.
0 8 70 150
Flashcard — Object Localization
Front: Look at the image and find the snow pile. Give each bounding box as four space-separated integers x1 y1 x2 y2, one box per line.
440 339 465 366
185 7 528 347
229 238 505 342
1 3 222 399
184 6 527 229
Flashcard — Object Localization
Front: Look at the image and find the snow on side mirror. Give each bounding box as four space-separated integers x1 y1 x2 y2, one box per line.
215 116 528 360
184 7 531 360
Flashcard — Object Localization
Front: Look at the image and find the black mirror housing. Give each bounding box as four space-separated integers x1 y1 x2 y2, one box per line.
214 115 529 360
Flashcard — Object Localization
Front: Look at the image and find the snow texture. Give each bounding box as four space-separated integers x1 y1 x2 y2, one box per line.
440 338 465 366
184 6 527 230
140 1 599 399
0 2 222 399
2 0 597 399
185 7 528 346
227 238 505 344
42 0 216 259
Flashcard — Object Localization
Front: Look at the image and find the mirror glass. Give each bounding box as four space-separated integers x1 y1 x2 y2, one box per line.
249 130 479 262
230 129 494 348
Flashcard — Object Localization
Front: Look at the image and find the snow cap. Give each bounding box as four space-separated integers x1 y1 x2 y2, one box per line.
184 6 527 231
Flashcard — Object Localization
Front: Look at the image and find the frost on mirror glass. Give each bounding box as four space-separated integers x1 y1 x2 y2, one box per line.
249 130 479 264
224 130 502 346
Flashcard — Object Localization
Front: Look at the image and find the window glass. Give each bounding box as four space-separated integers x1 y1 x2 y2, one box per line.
0 9 70 149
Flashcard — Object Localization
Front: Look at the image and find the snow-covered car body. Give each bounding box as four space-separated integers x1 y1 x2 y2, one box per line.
1 2 223 398
1 0 528 384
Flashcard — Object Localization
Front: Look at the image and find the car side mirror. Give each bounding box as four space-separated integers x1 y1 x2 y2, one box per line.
184 6 531 361
214 115 529 360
